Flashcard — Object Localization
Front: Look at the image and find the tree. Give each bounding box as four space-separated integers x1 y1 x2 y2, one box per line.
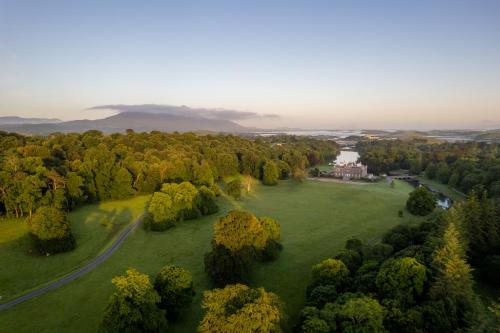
154 265 195 320
262 160 279 185
406 187 436 216
225 179 242 200
197 186 219 215
425 163 437 179
309 259 350 293
100 268 167 333
110 167 134 200
194 160 214 186
206 211 281 285
29 206 76 254
204 244 249 286
430 220 481 330
337 296 386 333
334 249 362 274
160 182 201 221
213 210 276 253
375 257 427 306
146 192 175 231
198 284 284 333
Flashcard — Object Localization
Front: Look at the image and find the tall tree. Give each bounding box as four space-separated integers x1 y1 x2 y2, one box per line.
198 284 284 333
100 268 167 333
110 167 134 200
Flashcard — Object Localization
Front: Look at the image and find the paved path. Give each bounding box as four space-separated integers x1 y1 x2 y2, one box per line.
0 216 143 311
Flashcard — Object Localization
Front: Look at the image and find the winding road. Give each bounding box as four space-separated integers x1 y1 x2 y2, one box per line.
0 215 143 311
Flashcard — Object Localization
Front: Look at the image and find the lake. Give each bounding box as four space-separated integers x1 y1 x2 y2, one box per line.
333 150 360 164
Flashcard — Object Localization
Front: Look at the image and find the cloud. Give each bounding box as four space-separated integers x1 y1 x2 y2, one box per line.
87 104 279 121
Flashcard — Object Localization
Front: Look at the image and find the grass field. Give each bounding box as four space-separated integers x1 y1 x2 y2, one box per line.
0 195 150 301
416 176 466 202
0 179 420 332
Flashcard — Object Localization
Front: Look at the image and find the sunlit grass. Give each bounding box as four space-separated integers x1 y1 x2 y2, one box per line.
0 180 420 332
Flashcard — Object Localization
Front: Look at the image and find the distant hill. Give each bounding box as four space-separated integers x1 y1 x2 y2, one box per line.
0 116 62 125
0 112 253 134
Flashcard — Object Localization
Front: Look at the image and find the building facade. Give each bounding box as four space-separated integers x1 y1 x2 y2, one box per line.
332 163 368 179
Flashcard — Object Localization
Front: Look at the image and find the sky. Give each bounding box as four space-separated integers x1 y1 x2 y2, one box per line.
1 0 500 130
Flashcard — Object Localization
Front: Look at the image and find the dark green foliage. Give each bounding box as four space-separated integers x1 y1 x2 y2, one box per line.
143 213 173 231
225 179 242 200
382 224 413 252
358 139 500 198
308 259 350 295
365 243 394 262
262 160 279 185
99 268 167 333
353 260 380 293
33 232 76 255
406 186 436 216
154 265 195 320
205 210 281 286
298 294 386 333
383 300 423 333
260 239 283 262
0 131 334 221
110 167 134 200
29 206 76 254
197 186 219 215
334 249 362 274
345 237 363 255
481 255 500 285
376 257 427 306
307 285 338 308
204 244 249 286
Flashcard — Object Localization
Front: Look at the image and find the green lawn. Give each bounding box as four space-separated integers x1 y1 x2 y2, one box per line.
0 195 150 301
416 176 466 202
0 180 420 332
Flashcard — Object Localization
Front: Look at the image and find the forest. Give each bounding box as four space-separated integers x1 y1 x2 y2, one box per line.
357 139 500 196
1 131 499 332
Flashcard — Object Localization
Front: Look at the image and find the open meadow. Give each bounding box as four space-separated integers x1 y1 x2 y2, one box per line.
0 179 420 332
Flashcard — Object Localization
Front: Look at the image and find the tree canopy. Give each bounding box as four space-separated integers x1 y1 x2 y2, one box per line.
100 268 167 333
198 284 284 333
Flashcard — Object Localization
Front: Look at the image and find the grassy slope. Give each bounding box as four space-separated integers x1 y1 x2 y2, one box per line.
0 180 419 332
0 195 150 300
416 176 466 202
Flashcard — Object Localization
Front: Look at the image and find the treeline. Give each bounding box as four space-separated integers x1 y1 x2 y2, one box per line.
295 193 500 333
0 131 338 218
0 130 337 254
357 140 500 196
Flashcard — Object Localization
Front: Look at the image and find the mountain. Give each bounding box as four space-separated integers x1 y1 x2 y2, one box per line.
0 112 252 134
0 116 62 125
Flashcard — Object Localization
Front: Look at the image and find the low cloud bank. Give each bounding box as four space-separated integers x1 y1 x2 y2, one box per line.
88 104 279 121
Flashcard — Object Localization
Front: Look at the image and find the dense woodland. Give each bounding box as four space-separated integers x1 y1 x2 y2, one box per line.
295 192 500 333
2 131 499 332
357 140 500 196
0 130 338 252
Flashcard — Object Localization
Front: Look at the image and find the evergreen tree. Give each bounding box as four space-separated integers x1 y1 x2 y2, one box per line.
430 220 481 330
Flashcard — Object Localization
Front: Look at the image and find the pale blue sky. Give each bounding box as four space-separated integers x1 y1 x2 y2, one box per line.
1 0 499 129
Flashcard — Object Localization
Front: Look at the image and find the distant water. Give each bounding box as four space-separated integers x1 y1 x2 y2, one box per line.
258 130 363 138
334 150 360 164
